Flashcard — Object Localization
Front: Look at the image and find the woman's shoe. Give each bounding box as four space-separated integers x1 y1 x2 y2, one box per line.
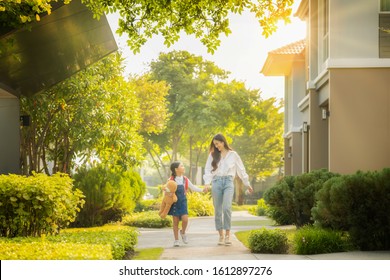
218 236 224 245
173 240 180 247
224 235 232 246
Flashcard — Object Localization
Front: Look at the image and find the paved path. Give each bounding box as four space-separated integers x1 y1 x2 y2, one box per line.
135 211 390 260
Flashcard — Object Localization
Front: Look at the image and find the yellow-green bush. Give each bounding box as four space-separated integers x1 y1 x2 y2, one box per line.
187 192 213 217
122 211 172 228
0 242 112 260
0 173 85 237
248 198 269 216
0 225 137 260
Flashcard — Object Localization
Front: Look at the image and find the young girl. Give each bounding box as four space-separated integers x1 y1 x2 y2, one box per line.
166 161 204 247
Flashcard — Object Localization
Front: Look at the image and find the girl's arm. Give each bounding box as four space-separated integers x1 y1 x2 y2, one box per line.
187 178 203 193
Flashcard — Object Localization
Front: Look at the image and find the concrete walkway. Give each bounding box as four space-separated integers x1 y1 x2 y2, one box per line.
135 211 390 260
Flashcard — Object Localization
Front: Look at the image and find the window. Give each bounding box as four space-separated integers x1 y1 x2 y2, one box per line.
380 0 390 57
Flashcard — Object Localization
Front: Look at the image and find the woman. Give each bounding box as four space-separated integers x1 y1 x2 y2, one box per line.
203 133 253 246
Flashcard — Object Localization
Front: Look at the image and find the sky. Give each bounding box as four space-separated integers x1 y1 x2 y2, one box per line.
106 2 306 101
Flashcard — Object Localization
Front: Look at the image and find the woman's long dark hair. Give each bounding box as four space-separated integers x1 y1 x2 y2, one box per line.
208 134 232 172
170 161 181 179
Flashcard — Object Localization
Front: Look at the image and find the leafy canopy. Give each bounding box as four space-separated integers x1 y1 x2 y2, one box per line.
1 0 295 53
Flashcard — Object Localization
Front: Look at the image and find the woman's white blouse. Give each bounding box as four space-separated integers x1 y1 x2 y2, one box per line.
203 151 250 187
174 176 203 192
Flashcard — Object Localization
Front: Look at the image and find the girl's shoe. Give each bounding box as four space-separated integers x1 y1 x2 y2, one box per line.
218 236 224 245
180 230 188 244
224 235 232 246
173 240 180 247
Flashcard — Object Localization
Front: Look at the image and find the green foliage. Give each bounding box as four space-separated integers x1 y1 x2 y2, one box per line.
0 242 112 260
20 53 146 175
47 225 138 260
122 211 172 228
0 1 71 30
72 165 145 227
232 98 284 181
135 198 161 212
313 168 390 251
82 0 293 53
0 225 137 260
0 173 84 237
264 169 339 227
293 225 352 255
187 192 213 217
1 1 294 54
249 198 269 216
263 175 295 225
248 228 289 254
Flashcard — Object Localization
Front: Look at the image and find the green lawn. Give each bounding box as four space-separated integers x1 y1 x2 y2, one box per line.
132 247 164 260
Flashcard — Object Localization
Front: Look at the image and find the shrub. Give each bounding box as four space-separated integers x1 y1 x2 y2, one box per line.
187 192 213 217
256 198 269 216
122 211 172 228
0 173 85 237
248 228 289 254
264 169 338 227
0 225 137 260
313 168 390 251
263 175 295 225
48 225 138 259
293 225 352 255
72 165 145 227
0 242 112 260
135 198 161 212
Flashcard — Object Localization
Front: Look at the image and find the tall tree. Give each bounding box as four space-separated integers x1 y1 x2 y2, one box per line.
20 53 146 174
148 50 228 178
232 97 284 182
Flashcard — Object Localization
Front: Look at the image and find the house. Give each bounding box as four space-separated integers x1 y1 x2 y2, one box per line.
0 0 117 174
262 0 390 175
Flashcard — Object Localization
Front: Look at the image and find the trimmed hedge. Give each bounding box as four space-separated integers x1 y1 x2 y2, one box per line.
0 225 137 260
0 173 85 237
0 242 112 260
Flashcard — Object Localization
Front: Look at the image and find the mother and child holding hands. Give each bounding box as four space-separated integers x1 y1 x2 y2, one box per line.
164 133 253 247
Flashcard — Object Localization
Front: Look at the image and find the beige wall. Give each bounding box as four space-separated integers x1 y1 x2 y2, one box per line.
329 68 390 174
284 133 303 176
309 89 329 171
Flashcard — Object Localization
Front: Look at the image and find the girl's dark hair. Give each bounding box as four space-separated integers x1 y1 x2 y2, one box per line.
170 161 181 179
208 133 232 172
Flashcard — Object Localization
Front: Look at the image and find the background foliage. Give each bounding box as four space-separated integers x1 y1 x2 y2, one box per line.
72 165 146 227
0 173 84 237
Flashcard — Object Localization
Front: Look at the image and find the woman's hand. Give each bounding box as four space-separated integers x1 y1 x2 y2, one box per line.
203 184 210 193
245 186 253 195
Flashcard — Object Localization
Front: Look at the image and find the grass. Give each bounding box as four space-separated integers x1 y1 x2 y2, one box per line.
232 219 276 227
232 204 254 211
132 247 164 260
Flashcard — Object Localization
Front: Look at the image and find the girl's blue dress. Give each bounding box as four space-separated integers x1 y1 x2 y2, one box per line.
168 181 188 216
